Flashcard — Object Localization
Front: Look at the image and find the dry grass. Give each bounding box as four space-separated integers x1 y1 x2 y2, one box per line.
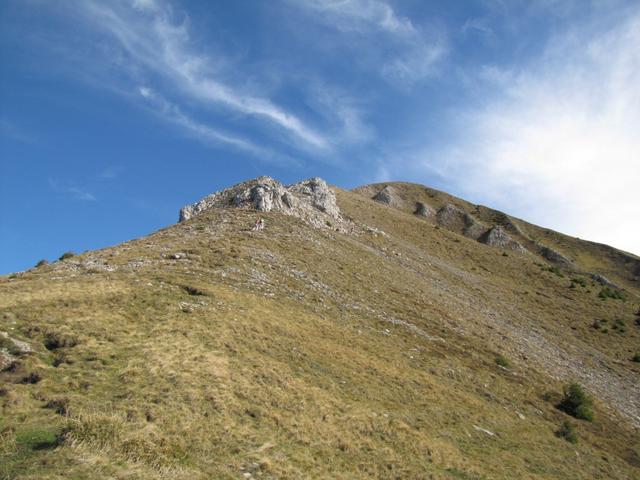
1 185 639 479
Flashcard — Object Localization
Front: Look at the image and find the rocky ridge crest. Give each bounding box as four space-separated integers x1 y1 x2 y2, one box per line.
179 176 343 229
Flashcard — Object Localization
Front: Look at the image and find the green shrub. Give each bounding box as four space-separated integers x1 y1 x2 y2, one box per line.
495 354 510 368
612 318 626 334
570 277 587 288
182 285 207 296
558 383 594 421
632 353 640 363
58 252 76 261
598 286 626 301
35 259 48 268
539 264 564 277
556 420 578 443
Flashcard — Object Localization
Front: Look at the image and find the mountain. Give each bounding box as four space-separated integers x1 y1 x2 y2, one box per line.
1 176 639 480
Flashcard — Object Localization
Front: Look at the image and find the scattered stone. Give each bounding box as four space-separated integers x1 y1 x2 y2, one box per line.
473 425 495 436
168 252 186 260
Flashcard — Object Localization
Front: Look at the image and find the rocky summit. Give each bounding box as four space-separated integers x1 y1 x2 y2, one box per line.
1 177 639 480
179 176 342 229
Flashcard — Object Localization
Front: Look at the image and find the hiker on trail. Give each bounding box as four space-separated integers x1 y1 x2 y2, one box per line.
253 218 265 231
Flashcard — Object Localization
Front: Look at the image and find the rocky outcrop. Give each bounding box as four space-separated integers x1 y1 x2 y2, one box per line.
463 215 486 239
538 245 572 267
179 176 342 229
414 202 435 218
436 203 466 231
591 274 619 289
0 331 32 371
479 226 526 253
372 186 400 208
436 203 486 239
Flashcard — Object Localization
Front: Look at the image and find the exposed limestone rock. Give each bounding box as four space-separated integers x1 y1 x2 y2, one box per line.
0 332 32 355
414 202 435 218
538 245 572 267
436 203 467 231
372 186 399 208
0 332 32 371
288 177 342 218
479 226 526 253
591 274 619 289
463 214 486 240
436 203 486 239
179 176 342 229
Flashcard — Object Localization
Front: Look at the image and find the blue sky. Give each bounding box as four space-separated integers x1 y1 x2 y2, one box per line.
1 0 639 273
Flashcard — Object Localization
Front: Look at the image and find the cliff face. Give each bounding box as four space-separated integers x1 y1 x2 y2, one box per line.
1 177 639 480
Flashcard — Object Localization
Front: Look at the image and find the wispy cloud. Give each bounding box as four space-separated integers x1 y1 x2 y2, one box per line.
290 0 447 85
137 86 297 165
460 18 495 40
293 0 417 35
49 179 97 202
76 0 329 151
407 8 640 254
303 81 373 145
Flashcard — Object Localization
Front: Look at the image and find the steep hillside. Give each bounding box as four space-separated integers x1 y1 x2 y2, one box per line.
1 177 639 479
355 182 640 290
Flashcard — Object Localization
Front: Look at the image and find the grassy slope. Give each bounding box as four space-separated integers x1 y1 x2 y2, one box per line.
1 186 639 479
355 182 640 290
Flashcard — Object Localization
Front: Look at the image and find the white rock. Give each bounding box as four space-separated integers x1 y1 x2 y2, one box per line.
179 176 343 230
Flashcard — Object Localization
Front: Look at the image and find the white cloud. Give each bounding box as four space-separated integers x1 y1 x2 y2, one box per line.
137 86 297 165
303 81 373 145
461 18 495 39
49 179 97 201
291 0 447 85
423 10 640 254
294 0 416 35
77 0 329 150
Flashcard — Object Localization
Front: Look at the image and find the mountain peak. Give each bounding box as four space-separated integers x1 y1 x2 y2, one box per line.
179 176 342 229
